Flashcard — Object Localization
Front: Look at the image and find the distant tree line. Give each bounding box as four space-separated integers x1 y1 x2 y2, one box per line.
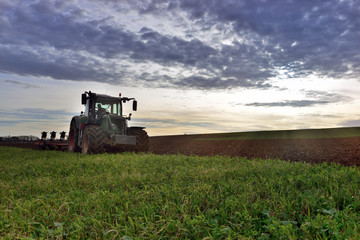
0 135 40 142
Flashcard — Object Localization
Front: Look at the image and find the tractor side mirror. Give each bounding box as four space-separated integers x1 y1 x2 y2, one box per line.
81 94 87 105
133 100 137 111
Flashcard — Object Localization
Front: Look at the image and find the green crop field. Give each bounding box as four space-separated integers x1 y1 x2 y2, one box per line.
198 127 360 140
1 146 360 239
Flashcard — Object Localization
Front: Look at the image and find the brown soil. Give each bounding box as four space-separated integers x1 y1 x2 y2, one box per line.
2 135 360 166
149 135 360 166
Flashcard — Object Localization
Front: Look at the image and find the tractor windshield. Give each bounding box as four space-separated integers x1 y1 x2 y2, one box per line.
95 96 121 116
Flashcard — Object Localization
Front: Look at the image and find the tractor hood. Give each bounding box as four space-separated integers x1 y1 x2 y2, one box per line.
102 114 127 135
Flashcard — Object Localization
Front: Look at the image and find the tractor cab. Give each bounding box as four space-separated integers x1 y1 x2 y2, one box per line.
82 92 137 122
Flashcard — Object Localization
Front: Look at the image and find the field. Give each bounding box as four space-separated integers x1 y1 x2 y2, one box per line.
150 127 360 166
3 127 360 166
1 146 360 239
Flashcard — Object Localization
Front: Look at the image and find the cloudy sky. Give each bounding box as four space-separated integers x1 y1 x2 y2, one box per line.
1 0 360 137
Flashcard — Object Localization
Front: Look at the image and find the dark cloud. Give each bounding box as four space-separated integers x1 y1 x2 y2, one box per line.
301 113 340 119
0 120 21 126
3 79 41 88
136 27 217 66
175 75 272 90
132 117 223 131
1 0 232 88
340 119 360 127
246 100 330 108
0 46 129 83
173 0 360 79
0 108 76 121
303 90 352 102
0 119 53 127
245 90 352 108
1 0 137 58
0 0 359 90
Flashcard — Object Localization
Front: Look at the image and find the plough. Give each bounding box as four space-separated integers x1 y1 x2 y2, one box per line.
34 131 68 150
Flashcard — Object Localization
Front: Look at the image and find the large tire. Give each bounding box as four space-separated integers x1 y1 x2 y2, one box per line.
68 120 80 152
81 125 107 154
130 128 149 152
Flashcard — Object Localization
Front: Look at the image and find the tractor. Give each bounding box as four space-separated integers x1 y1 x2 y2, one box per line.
68 91 149 154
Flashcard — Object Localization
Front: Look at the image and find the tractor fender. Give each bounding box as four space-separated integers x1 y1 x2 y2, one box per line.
128 126 146 135
129 126 146 131
71 116 88 130
70 116 82 130
68 116 83 152
70 116 84 146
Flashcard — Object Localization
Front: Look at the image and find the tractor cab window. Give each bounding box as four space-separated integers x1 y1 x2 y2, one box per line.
112 103 120 115
96 103 109 114
95 97 122 117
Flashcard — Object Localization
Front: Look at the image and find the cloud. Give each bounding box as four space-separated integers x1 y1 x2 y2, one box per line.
0 0 359 90
174 75 272 90
3 79 41 88
0 120 25 126
340 119 360 127
245 90 352 108
0 108 76 121
176 0 360 78
245 100 329 108
132 117 228 135
303 90 352 102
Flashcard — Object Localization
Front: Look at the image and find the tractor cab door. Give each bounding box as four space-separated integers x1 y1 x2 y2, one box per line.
84 98 96 122
84 99 90 117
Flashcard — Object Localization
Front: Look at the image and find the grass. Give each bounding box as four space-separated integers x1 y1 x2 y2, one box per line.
1 146 360 239
197 127 360 140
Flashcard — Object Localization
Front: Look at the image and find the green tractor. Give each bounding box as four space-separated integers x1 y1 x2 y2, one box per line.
68 91 149 154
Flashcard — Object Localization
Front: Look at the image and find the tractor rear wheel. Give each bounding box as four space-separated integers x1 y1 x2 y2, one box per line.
68 120 80 152
81 125 107 154
130 128 149 152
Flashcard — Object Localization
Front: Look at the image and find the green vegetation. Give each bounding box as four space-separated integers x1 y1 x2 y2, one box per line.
1 146 360 239
198 127 360 140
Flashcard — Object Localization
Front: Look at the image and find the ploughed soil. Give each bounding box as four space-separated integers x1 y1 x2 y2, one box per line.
2 135 360 166
149 134 360 167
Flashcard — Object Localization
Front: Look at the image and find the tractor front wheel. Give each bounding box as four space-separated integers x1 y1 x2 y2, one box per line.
81 125 107 154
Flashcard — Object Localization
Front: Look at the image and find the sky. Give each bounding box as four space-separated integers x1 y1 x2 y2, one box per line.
0 0 360 137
